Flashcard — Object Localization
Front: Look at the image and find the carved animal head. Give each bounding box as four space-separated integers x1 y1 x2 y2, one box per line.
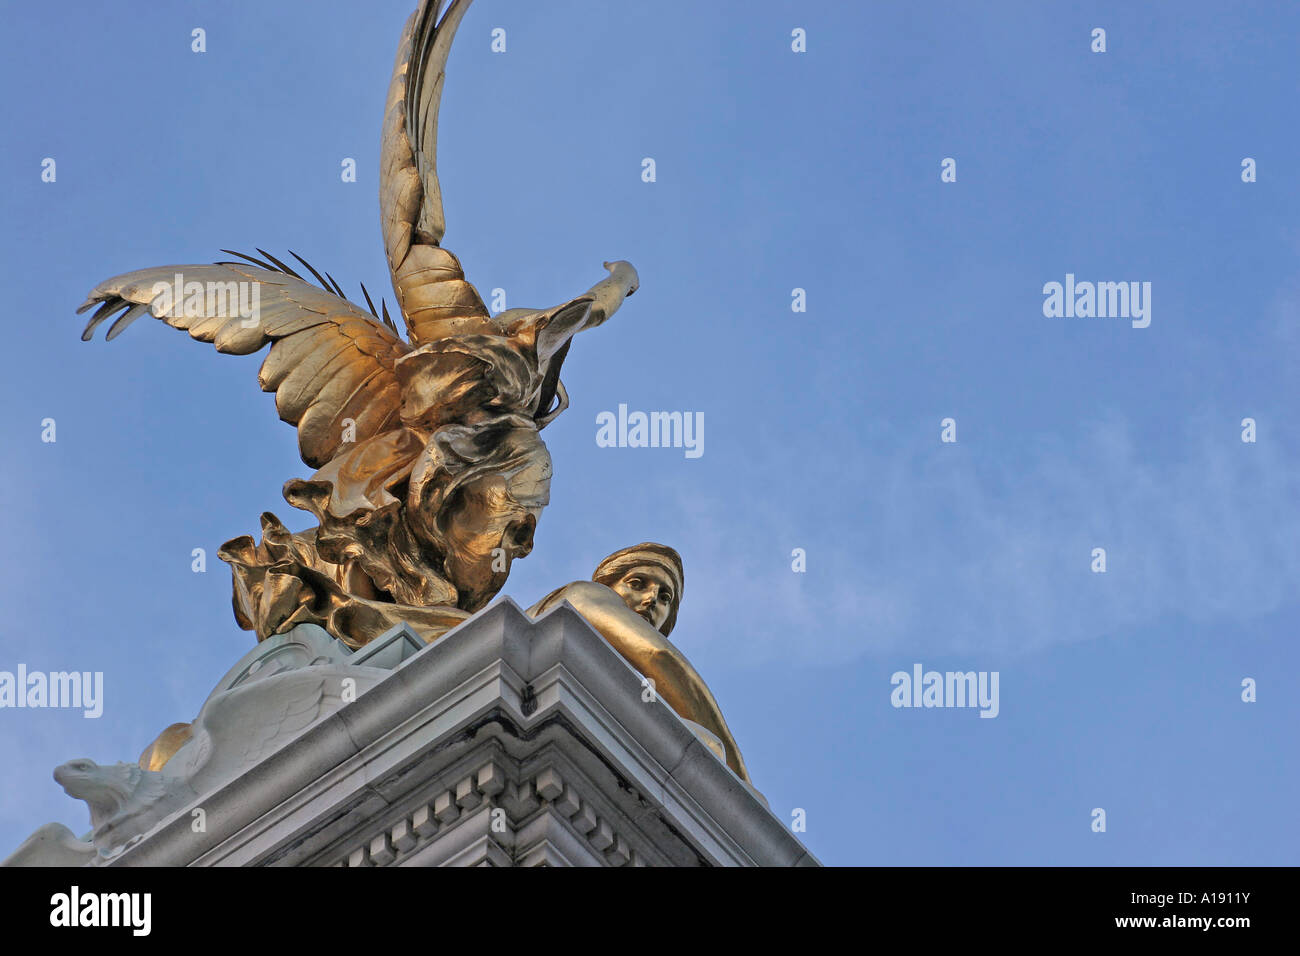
53 758 166 839
54 759 139 827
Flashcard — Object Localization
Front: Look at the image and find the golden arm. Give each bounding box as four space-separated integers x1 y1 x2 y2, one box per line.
527 581 750 783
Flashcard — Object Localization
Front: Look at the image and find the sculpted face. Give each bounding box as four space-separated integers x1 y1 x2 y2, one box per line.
611 564 676 631
440 473 538 612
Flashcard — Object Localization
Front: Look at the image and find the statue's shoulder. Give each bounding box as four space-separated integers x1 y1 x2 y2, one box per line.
525 580 611 619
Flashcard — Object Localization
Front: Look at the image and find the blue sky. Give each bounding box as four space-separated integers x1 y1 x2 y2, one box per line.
1 0 1297 865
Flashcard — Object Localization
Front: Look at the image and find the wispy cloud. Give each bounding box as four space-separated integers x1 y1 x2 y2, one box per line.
668 414 1300 665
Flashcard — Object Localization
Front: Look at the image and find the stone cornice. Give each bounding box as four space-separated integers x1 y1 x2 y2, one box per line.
103 597 818 867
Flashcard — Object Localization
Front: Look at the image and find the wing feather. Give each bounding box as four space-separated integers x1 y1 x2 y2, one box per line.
79 262 410 469
274 340 361 424
298 365 390 462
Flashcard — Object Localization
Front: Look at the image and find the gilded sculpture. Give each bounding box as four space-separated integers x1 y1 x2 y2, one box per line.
66 0 756 794
528 544 752 782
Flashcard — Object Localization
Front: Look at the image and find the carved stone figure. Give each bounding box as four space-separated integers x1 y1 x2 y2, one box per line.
6 625 404 861
51 759 180 858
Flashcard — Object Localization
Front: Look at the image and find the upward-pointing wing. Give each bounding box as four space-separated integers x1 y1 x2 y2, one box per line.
381 0 495 347
402 0 472 249
77 260 411 469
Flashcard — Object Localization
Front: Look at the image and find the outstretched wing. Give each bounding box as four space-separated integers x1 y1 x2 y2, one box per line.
381 0 495 347
78 260 410 469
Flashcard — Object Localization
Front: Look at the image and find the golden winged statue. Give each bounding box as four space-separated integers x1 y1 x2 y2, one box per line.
77 0 638 650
